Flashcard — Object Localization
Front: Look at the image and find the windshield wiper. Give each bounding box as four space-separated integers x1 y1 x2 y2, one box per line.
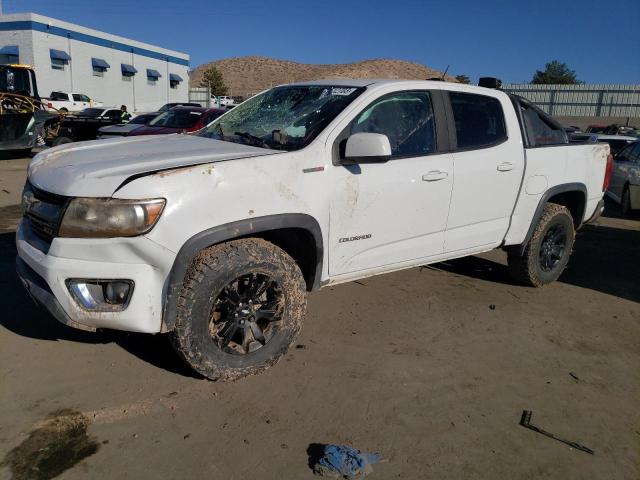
234 131 271 149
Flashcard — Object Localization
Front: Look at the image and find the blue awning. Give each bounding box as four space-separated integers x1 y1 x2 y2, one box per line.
91 58 110 69
50 49 71 61
121 63 138 75
0 45 19 56
169 73 183 82
146 69 162 79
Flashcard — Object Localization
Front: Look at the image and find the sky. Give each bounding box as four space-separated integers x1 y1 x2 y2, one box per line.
2 0 639 84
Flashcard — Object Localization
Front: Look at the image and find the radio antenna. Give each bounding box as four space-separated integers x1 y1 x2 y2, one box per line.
440 65 450 81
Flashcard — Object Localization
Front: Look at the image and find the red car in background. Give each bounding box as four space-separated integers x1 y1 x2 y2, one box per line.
128 106 225 136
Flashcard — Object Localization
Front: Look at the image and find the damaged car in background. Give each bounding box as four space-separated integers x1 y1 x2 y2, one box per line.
126 106 225 136
1 64 61 154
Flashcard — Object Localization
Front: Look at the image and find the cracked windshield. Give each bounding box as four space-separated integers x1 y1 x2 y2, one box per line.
199 85 365 151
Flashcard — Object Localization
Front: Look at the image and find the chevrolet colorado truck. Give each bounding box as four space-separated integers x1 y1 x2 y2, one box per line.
16 80 611 380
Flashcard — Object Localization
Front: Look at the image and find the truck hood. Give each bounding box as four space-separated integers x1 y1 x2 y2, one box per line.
28 134 278 197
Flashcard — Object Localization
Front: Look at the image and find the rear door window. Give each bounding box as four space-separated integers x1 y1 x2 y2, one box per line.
517 99 567 147
351 91 436 158
449 92 507 150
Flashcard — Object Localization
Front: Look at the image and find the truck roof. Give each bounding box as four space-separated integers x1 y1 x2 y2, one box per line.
280 78 501 95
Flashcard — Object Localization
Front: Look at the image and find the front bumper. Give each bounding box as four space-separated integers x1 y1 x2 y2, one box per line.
15 219 176 333
16 256 96 331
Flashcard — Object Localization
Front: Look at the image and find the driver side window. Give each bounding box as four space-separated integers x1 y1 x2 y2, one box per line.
351 91 436 158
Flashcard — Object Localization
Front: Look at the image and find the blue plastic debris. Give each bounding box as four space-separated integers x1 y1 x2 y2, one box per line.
313 444 383 478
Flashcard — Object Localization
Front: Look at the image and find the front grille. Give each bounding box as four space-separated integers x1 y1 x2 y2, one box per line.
22 182 69 244
31 184 67 206
28 215 56 241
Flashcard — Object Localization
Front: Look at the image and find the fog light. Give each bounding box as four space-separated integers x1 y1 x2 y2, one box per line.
104 281 131 305
67 279 134 312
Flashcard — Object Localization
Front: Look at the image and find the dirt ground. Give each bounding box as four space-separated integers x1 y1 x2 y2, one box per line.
0 156 639 479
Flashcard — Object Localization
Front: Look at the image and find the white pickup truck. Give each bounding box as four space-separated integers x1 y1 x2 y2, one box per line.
45 91 103 113
16 79 611 380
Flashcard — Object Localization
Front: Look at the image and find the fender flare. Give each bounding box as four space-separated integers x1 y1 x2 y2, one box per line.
161 213 323 332
512 182 587 256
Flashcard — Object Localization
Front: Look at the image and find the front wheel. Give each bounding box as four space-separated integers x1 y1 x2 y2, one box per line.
170 238 307 381
507 203 575 287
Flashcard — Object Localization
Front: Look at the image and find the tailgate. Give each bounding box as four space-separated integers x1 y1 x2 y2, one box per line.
566 142 609 202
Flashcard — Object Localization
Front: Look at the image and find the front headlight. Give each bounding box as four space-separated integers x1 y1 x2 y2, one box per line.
59 198 165 238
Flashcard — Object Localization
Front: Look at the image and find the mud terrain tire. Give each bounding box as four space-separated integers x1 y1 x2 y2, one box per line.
170 238 307 381
507 203 575 287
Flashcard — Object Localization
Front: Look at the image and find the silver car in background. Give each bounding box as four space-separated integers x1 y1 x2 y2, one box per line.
606 140 640 214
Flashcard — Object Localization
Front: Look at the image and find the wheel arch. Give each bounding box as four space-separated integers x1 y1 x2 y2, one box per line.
161 213 323 332
512 183 587 256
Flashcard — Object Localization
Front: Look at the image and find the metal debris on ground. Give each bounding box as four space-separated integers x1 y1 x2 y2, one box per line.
311 443 383 478
519 410 594 455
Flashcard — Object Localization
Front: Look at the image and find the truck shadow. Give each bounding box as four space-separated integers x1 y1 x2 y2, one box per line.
430 209 640 304
0 232 199 378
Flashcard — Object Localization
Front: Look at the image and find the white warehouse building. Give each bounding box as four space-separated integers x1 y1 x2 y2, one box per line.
0 12 190 112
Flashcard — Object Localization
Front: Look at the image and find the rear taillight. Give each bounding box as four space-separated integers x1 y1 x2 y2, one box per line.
603 153 613 192
47 102 52 108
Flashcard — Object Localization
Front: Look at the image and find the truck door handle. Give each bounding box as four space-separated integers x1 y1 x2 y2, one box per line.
497 162 514 172
422 171 448 181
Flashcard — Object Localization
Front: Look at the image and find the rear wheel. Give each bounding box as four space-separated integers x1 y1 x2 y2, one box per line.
507 203 575 287
170 238 307 381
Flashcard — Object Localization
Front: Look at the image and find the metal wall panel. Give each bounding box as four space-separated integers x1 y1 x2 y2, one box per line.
503 84 640 117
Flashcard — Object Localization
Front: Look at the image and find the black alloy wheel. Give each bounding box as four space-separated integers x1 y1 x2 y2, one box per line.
170 238 307 381
507 203 575 287
210 273 283 355
538 224 567 272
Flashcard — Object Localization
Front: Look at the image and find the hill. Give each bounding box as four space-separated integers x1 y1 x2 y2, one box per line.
189 56 455 97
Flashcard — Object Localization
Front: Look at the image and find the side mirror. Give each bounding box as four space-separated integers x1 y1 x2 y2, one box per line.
343 133 391 164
